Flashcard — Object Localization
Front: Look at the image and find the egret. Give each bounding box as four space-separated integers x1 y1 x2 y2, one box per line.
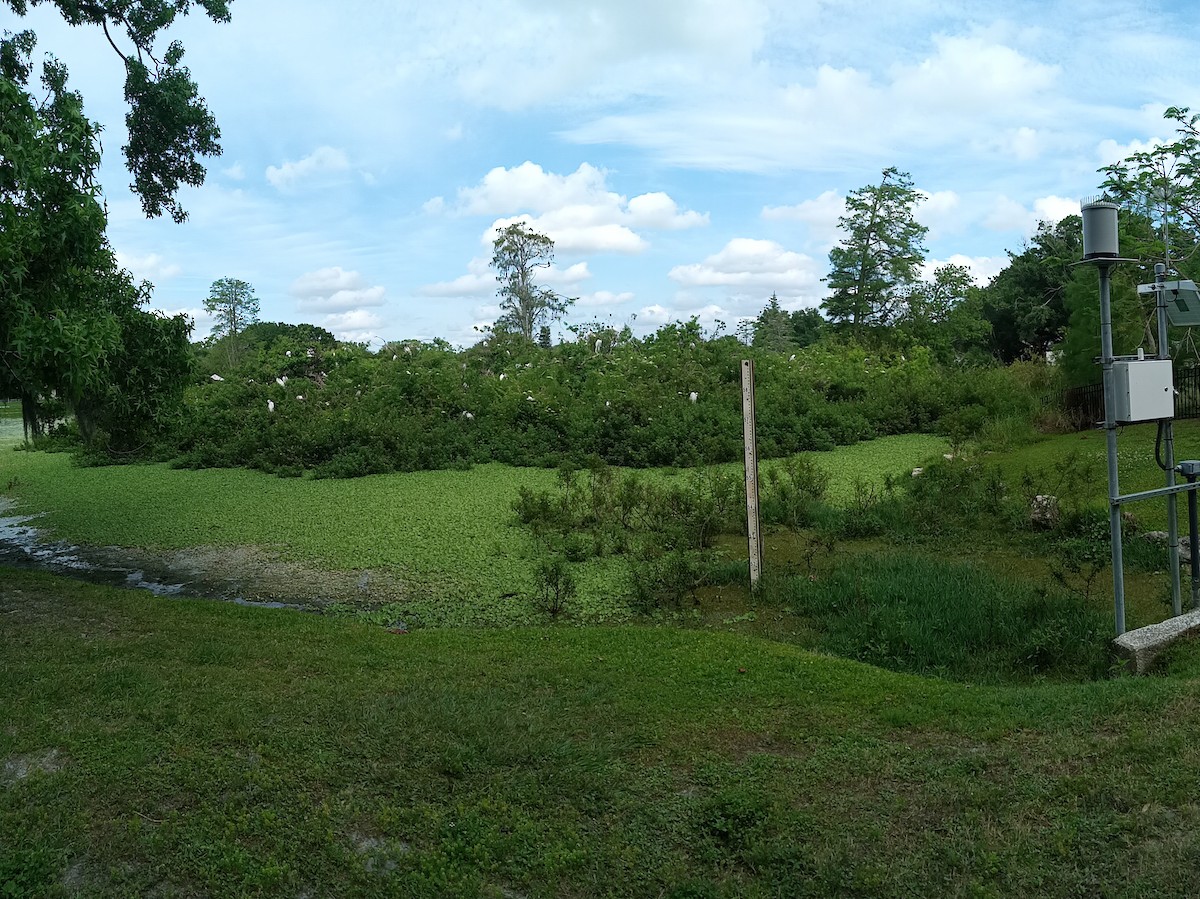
210 374 224 381
789 354 796 362
689 391 698 403
499 373 506 380
285 350 292 357
296 395 305 401
461 411 475 420
267 400 275 412
595 338 602 354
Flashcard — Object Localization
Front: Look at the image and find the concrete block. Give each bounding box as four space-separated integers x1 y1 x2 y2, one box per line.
1113 609 1200 674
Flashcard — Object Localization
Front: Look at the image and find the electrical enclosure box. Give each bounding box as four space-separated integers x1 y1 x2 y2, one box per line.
1112 360 1174 422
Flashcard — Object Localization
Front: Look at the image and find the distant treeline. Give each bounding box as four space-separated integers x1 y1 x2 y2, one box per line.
49 319 1050 478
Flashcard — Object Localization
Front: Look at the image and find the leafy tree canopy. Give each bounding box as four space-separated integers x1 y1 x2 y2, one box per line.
490 222 574 342
823 167 928 333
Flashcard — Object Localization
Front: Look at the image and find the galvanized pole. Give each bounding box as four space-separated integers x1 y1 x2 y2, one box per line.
1099 261 1127 635
1156 262 1183 616
741 359 762 590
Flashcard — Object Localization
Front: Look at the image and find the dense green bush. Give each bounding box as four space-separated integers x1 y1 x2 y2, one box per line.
774 555 1111 682
148 324 1049 478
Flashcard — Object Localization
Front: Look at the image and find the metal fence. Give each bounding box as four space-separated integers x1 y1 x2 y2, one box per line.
1059 368 1200 429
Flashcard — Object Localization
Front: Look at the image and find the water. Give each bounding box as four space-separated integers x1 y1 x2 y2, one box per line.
0 498 309 612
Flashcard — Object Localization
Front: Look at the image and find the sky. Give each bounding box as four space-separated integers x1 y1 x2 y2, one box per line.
6 0 1197 346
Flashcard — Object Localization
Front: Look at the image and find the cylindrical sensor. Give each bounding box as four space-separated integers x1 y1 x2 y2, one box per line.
1081 200 1120 259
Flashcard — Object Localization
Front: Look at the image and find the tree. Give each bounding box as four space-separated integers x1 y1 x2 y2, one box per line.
490 222 574 341
977 217 1083 363
751 293 794 352
204 277 259 369
1101 106 1200 269
1 2 226 445
4 0 228 223
823 167 928 333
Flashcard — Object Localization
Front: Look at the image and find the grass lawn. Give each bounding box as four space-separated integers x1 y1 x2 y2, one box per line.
0 434 946 624
5 569 1200 898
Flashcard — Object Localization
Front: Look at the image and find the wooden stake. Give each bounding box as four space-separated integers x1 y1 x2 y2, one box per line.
741 359 762 589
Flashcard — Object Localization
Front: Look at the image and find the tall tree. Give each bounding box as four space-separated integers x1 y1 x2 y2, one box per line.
1101 106 1200 270
490 222 573 341
977 216 1083 363
1 2 227 441
204 277 259 369
823 167 928 333
4 0 228 223
751 293 794 352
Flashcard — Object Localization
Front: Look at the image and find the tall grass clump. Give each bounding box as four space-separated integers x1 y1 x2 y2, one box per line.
774 555 1111 683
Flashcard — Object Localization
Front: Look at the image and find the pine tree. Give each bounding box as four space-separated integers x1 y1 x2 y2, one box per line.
823 167 927 334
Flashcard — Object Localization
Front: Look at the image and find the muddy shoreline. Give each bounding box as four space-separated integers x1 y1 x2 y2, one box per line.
0 498 411 612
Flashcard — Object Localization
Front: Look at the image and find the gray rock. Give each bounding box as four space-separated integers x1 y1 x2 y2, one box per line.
1114 608 1200 674
1030 494 1060 529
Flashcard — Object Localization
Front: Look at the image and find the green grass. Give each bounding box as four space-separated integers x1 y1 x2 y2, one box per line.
766 554 1112 683
5 570 1200 897
0 434 945 624
986 420 1200 531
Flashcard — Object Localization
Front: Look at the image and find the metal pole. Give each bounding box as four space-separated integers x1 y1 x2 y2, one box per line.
1099 261 1127 635
1157 262 1183 616
741 360 762 590
1189 471 1200 610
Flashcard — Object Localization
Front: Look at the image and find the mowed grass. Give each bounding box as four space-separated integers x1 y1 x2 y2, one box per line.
4 570 1200 898
987 419 1200 531
0 434 946 616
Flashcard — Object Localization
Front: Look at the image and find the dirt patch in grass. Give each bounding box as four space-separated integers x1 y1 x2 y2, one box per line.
2 747 66 785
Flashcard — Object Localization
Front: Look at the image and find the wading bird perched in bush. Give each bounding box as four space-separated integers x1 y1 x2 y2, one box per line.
210 374 224 381
689 391 698 403
267 400 274 413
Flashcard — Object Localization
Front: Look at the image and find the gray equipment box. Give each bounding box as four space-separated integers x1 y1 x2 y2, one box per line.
1113 360 1174 422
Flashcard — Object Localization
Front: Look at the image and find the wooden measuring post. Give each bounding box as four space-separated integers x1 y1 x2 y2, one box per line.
741 359 762 589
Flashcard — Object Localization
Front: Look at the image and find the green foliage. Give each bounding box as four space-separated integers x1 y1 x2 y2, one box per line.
978 216 1083 363
776 555 1111 682
490 222 573 340
823 167 928 332
1101 105 1200 267
4 0 229 222
156 322 1035 478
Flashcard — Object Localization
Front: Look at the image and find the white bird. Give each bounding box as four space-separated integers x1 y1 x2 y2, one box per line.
285 350 292 357
605 400 611 408
595 338 602 354
296 395 305 401
461 411 475 420
393 354 398 361
267 400 275 413
789 354 796 362
689 391 698 403
499 373 506 380
306 348 315 358
526 395 536 402
210 374 224 381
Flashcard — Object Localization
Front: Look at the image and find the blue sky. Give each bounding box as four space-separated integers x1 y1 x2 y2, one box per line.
7 0 1197 346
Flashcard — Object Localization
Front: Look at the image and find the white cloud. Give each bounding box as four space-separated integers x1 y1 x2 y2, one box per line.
638 304 672 325
422 196 446 215
290 267 386 312
922 255 1007 286
984 194 1078 234
418 257 494 298
762 190 844 225
668 238 821 296
443 162 706 255
321 308 386 343
115 251 182 283
266 146 350 190
566 35 1062 171
223 163 245 180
